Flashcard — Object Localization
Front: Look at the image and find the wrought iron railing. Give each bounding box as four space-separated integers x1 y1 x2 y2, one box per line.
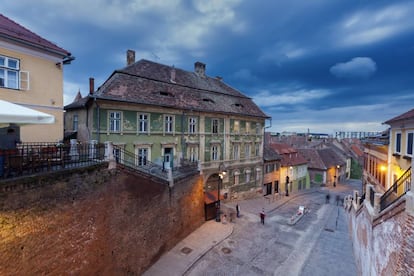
369 186 375 207
359 193 365 206
380 166 411 211
0 142 106 180
113 145 169 179
113 146 198 182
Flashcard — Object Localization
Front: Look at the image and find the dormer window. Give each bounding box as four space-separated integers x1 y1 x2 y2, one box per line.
233 103 244 108
202 98 215 104
159 91 174 97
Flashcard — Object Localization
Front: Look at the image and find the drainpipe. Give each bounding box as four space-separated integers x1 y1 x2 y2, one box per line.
181 110 186 163
263 118 272 192
94 97 100 143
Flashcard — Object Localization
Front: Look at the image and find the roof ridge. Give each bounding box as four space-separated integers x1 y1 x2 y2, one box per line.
116 62 252 99
0 13 70 56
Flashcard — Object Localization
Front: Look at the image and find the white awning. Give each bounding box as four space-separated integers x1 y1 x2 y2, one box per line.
0 99 55 128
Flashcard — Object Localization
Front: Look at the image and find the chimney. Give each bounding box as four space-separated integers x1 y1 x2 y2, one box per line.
194 61 206 77
170 65 176 83
89 77 94 95
127 49 135 65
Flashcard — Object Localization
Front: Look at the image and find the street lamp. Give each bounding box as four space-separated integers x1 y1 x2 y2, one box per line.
334 165 340 187
216 164 227 222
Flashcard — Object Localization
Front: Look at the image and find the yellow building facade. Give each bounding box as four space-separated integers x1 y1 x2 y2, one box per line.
384 110 414 189
0 14 72 142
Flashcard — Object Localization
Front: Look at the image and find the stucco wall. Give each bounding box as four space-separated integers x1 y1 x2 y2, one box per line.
0 47 64 142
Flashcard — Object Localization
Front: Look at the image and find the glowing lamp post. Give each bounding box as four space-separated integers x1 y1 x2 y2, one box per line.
334 165 340 187
216 164 227 222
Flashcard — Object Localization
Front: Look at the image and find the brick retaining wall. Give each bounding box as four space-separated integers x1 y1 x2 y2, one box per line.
348 194 414 275
0 165 204 275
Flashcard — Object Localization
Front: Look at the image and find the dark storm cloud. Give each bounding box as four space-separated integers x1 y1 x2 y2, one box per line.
2 0 414 133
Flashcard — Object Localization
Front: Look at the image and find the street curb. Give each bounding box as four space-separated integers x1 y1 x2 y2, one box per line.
182 223 234 275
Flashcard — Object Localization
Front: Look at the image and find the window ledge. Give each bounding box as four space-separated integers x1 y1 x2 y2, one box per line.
392 153 401 158
403 155 412 160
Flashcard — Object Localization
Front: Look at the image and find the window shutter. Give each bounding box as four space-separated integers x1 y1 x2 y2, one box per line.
20 71 30 90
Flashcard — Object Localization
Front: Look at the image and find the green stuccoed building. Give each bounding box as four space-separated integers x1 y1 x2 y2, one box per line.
65 50 270 212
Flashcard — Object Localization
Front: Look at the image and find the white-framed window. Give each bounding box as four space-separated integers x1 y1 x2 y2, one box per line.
73 114 78 131
138 113 149 133
211 145 219 161
234 171 240 185
245 143 251 159
407 132 413 156
212 119 219 134
138 148 148 166
164 115 174 133
113 144 125 164
109 111 122 132
188 146 198 162
256 168 261 181
245 122 250 134
0 55 20 89
395 132 402 154
245 169 251 183
265 164 274 174
234 120 240 134
189 117 197 134
255 123 261 135
233 144 240 160
255 143 260 156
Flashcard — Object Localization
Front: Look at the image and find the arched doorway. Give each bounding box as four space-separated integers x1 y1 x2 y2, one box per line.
204 173 221 221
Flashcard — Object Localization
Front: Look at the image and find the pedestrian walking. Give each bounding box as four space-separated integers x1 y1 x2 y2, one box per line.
326 193 330 204
260 208 266 224
236 204 240 218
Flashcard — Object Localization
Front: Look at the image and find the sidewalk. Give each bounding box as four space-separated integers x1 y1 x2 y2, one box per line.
143 220 233 276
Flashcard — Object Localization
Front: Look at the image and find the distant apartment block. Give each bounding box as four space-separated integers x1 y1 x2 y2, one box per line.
335 131 381 140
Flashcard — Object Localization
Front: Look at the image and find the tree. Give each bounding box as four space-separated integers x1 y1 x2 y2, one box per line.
350 158 362 179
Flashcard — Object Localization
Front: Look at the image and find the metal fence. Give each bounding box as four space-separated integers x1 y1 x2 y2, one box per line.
0 142 106 179
113 145 199 182
380 166 411 211
369 186 375 207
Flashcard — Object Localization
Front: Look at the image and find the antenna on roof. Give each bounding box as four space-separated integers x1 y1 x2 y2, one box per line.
170 65 176 83
151 52 160 61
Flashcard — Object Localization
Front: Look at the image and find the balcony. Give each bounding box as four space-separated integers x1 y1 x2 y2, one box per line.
0 142 106 180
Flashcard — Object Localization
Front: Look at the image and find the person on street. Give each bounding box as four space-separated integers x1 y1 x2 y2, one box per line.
326 193 330 204
236 204 240 218
260 208 266 224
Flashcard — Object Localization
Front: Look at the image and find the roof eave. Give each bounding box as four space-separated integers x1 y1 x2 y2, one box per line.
0 34 71 58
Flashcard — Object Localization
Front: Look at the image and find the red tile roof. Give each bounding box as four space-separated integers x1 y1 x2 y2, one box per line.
298 148 326 170
384 108 414 125
269 143 307 166
351 144 364 157
93 59 269 118
263 145 282 161
317 148 344 168
0 14 70 57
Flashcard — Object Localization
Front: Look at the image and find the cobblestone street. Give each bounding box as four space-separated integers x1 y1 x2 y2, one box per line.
184 180 361 276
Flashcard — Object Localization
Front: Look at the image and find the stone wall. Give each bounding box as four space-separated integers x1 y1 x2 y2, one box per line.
348 192 414 275
0 165 204 275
